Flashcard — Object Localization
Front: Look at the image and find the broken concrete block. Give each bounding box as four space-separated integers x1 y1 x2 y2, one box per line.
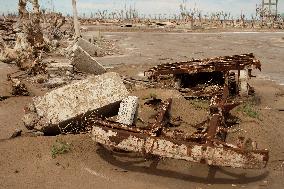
77 38 102 57
117 96 139 125
24 72 129 134
71 45 106 75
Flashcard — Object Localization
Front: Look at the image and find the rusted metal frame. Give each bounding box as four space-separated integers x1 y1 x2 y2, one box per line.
91 94 269 169
145 54 261 79
92 124 269 169
148 99 172 136
92 116 265 154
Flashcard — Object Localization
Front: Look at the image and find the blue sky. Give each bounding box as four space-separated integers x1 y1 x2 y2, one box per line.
1 0 284 17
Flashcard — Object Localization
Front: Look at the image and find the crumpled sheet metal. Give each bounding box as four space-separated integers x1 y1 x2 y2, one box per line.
145 53 261 79
92 126 268 169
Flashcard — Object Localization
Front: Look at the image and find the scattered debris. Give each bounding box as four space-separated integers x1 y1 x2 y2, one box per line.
0 96 10 101
11 78 29 96
0 18 17 44
2 11 268 172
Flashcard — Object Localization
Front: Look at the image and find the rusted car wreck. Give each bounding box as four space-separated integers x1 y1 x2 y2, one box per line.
145 53 261 98
91 53 268 170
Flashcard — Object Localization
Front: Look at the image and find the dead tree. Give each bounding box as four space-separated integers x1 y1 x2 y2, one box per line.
12 0 44 69
72 0 81 38
17 0 44 48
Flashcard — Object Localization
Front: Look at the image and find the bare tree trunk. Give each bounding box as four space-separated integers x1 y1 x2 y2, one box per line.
72 0 81 38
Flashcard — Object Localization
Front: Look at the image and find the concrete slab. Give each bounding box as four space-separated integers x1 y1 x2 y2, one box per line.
70 45 106 75
25 72 129 134
77 38 102 57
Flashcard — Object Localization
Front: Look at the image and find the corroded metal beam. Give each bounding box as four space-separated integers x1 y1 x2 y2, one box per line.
92 125 268 169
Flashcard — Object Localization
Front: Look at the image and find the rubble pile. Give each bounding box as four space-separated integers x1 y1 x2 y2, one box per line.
19 47 269 170
41 59 74 88
0 18 17 46
10 78 30 96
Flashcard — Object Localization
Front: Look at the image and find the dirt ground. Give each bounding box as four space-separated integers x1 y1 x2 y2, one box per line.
1 31 284 189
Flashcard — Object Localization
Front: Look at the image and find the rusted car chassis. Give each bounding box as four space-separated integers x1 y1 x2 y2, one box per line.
92 91 268 169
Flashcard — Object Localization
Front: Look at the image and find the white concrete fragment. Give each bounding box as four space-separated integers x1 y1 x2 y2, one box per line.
33 72 129 126
70 45 106 75
117 96 139 125
239 70 249 96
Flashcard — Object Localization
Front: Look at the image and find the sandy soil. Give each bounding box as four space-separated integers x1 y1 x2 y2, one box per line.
0 31 284 189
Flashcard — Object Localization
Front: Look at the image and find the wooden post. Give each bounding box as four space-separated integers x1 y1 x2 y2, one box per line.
72 0 81 38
